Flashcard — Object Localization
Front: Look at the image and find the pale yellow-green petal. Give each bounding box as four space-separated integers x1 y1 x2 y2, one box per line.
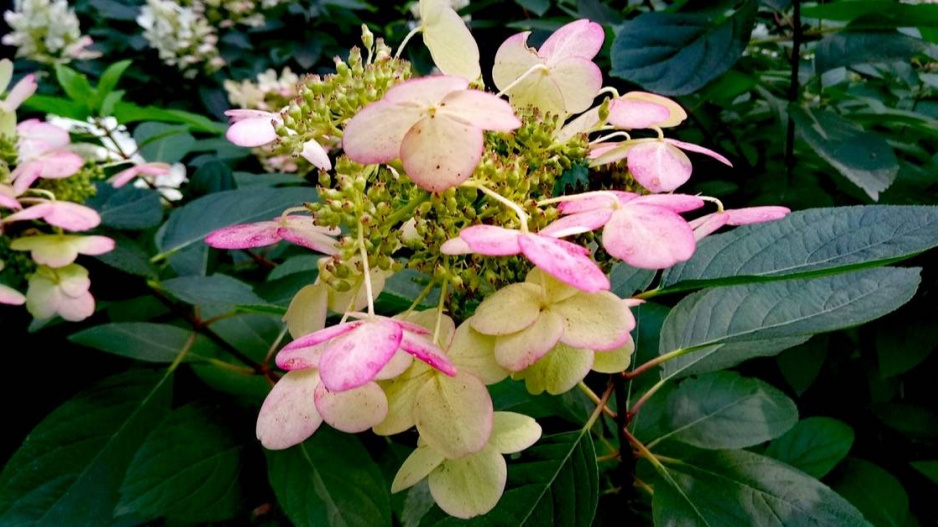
428 445 506 519
518 343 593 395
470 282 542 336
373 362 431 436
592 335 634 374
551 291 632 351
391 444 446 493
490 412 541 454
525 267 578 303
283 283 329 339
420 0 481 80
448 320 508 385
493 310 564 372
414 372 493 459
399 309 455 349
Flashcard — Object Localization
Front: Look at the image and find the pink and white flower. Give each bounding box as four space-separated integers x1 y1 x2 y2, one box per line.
689 206 792 241
10 119 85 192
205 215 340 255
11 234 115 268
3 201 101 232
109 162 173 188
343 76 521 192
25 264 95 321
590 138 732 194
224 109 332 170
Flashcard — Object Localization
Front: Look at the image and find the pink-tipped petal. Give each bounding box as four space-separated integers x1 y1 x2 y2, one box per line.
459 225 523 256
256 370 323 450
607 99 673 130
518 234 609 293
4 202 101 232
631 193 705 213
226 117 279 147
314 381 389 433
343 100 424 164
724 206 791 225
603 205 696 269
300 140 332 171
400 116 483 193
74 235 115 256
439 90 521 131
281 321 363 353
627 141 693 193
539 208 613 238
10 162 43 194
110 166 141 188
394 319 433 336
318 318 404 392
0 185 21 210
441 237 473 255
225 109 275 122
665 139 733 166
3 74 37 111
279 217 340 255
205 221 282 249
0 284 26 306
689 212 731 241
56 291 95 321
556 191 625 215
383 75 470 105
399 331 457 376
18 120 70 150
539 20 605 63
38 151 85 179
275 342 326 371
493 311 565 371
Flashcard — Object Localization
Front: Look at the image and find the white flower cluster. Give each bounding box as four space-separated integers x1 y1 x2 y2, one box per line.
2 0 99 64
137 0 225 78
224 67 300 111
203 0 290 28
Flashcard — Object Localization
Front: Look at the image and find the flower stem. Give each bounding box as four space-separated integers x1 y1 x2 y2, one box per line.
395 26 423 59
432 278 449 345
357 222 375 316
597 86 620 98
589 132 631 145
623 346 698 379
578 381 617 419
495 64 549 98
461 181 529 232
584 380 615 430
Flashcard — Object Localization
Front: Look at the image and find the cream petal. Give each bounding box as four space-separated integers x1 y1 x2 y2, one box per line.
551 290 634 351
493 311 565 372
314 380 388 433
448 321 508 385
428 445 506 519
469 282 542 336
592 335 635 374
256 370 323 450
414 373 494 459
391 444 446 493
489 412 542 454
420 0 481 80
373 362 432 436
400 115 483 192
519 343 594 395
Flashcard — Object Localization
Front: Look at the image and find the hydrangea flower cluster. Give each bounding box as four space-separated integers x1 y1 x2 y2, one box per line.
2 0 99 65
137 0 226 78
207 5 791 518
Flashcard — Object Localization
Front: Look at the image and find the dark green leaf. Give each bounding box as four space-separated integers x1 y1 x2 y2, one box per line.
117 402 244 521
257 272 319 308
776 336 829 395
657 372 797 449
764 417 854 478
661 206 938 291
790 106 898 200
86 182 163 230
210 313 284 362
134 122 194 164
652 450 870 526
816 32 938 73
190 160 235 195
89 0 140 20
269 255 322 281
609 263 655 298
419 431 598 527
112 102 227 134
872 403 938 440
514 0 550 16
93 236 157 278
158 187 319 256
610 1 757 95
162 274 267 308
69 322 219 362
875 307 938 377
267 428 391 527
21 94 90 120
0 371 172 526
831 459 909 527
377 270 438 312
911 461 938 486
803 1 938 28
553 164 589 194
659 267 921 377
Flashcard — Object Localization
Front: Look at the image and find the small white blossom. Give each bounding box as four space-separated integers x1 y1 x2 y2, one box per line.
2 0 99 64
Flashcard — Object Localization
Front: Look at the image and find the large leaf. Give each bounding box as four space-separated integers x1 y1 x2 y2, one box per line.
875 305 938 377
609 262 655 298
790 106 898 200
764 417 854 478
157 187 318 256
652 450 871 526
162 274 267 309
117 402 244 521
610 1 757 95
802 1 938 28
69 322 220 363
419 431 598 526
134 122 194 164
659 267 920 377
816 32 938 73
85 183 163 230
661 206 938 291
831 459 909 527
0 371 172 526
266 428 392 527
655 372 797 449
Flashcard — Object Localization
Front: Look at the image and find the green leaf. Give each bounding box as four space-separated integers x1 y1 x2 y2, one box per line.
803 1 938 28
95 60 132 110
776 336 829 395
117 402 244 521
162 274 266 309
112 102 227 134
609 262 655 298
21 94 90 120
764 417 854 478
134 122 194 164
790 105 898 200
659 267 921 377
376 270 438 312
553 164 589 194
831 459 909 527
419 431 598 527
189 160 235 195
69 322 219 363
210 313 284 362
656 371 797 449
158 187 319 257
0 371 172 526
266 428 392 527
514 0 550 16
872 403 938 440
661 206 938 291
816 32 938 73
93 236 157 278
911 461 938 486
875 307 938 377
54 64 95 108
610 1 756 95
85 182 163 230
268 255 323 281
652 450 871 526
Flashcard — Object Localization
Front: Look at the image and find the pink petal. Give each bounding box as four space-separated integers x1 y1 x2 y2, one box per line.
539 208 613 238
627 141 692 193
689 212 731 241
75 235 115 256
256 370 323 450
110 166 142 188
224 109 276 122
539 20 605 63
342 99 424 164
603 205 696 269
459 225 523 256
275 342 326 371
383 75 469 106
0 284 26 306
400 116 483 192
279 217 340 255
300 140 332 171
318 318 404 391
399 331 457 376
10 162 43 194
18 120 70 150
4 202 100 231
314 381 388 433
3 74 37 111
725 206 791 225
630 193 705 213
493 311 565 371
0 185 21 210
439 90 521 131
205 221 282 249
280 321 363 353
394 319 433 336
518 234 609 293
440 237 472 255
56 291 95 322
226 117 279 147
38 151 85 179
665 139 732 166
556 191 623 215
607 99 673 129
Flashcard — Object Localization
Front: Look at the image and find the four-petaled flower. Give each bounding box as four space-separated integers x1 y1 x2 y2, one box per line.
205 215 341 255
11 119 85 192
11 234 115 268
590 138 732 194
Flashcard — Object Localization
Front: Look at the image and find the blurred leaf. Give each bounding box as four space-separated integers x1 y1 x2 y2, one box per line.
117 402 244 521
816 32 938 73
790 105 898 200
776 336 829 395
872 403 938 440
134 122 195 164
93 236 157 278
659 268 921 377
514 0 550 16
652 450 870 526
54 64 95 109
86 182 163 230
21 94 90 120
162 274 267 309
89 0 140 20
377 270 438 312
831 459 909 527
267 428 391 527
0 371 172 525
577 0 624 25
268 255 323 281
70 322 219 362
911 461 938 486
256 271 319 307
764 417 854 478
803 1 938 27
662 206 938 291
610 0 756 95
210 313 284 362
113 102 227 134
95 60 132 110
190 160 236 195
875 307 938 377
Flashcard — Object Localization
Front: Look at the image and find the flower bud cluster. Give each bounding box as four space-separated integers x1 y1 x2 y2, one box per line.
2 0 99 65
